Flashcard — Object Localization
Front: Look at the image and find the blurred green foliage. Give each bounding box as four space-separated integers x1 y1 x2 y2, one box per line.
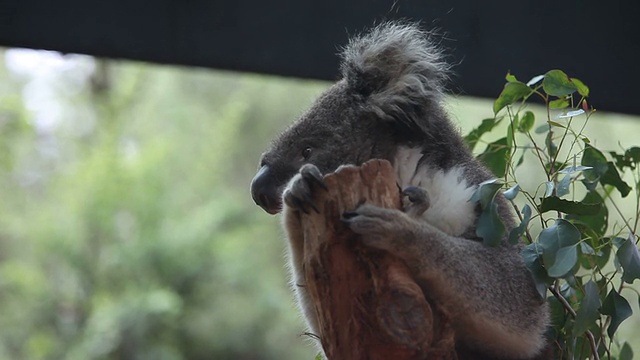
0 50 327 360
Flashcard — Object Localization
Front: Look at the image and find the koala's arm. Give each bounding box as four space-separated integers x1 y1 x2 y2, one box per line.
343 204 548 359
282 202 321 335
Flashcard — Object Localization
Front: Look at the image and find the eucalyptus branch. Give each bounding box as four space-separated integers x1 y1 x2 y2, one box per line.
548 286 601 360
524 129 552 182
603 189 635 234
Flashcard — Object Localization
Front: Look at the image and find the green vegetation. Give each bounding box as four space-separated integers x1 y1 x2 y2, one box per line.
0 51 326 359
470 70 640 359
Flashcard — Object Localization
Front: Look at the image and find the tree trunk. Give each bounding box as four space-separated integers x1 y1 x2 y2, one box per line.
297 159 458 360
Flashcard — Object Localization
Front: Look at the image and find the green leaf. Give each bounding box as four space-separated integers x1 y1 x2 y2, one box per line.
549 99 570 109
601 288 633 338
469 179 503 207
543 69 578 96
626 147 640 164
538 219 581 274
464 117 502 151
545 131 557 158
477 137 509 178
566 191 608 236
610 150 634 170
601 161 632 197
505 72 518 82
503 184 520 200
526 74 545 86
555 108 585 119
582 143 609 182
547 244 578 277
573 280 601 335
571 77 590 97
509 204 531 245
517 111 535 133
494 82 533 114
617 235 640 284
558 165 592 174
547 120 566 129
539 196 602 216
477 198 506 247
620 342 634 360
595 243 612 270
556 174 571 197
521 243 552 299
579 241 611 270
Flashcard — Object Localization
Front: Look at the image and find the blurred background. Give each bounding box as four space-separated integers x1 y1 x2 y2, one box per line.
1 48 639 360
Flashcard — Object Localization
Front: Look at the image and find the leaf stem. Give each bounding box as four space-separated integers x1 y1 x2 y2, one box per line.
548 286 600 359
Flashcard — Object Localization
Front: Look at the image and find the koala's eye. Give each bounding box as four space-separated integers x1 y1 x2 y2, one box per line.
301 147 312 160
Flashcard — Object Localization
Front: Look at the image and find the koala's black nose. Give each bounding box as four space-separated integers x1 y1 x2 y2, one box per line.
250 165 282 214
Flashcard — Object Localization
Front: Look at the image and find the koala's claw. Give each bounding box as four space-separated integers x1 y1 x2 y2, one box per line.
300 164 327 191
283 164 327 214
341 204 415 252
401 186 430 218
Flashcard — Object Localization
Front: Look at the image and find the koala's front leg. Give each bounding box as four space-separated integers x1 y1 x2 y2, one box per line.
282 164 327 338
342 204 422 253
283 164 327 214
341 203 548 359
401 186 430 218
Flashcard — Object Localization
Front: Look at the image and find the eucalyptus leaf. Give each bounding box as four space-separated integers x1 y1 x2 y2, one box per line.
464 117 502 151
526 74 545 86
566 191 608 236
571 77 590 97
555 108 586 119
521 243 552 299
547 244 578 277
477 137 510 178
556 174 571 197
620 342 634 360
601 288 633 338
505 72 518 82
477 198 506 247
582 144 609 181
617 235 640 284
558 165 592 174
543 69 578 96
547 120 566 128
539 196 602 216
544 181 554 197
517 111 535 133
538 219 581 273
494 82 533 114
573 280 601 335
549 99 569 109
600 161 631 197
503 184 520 200
509 204 531 245
469 179 503 207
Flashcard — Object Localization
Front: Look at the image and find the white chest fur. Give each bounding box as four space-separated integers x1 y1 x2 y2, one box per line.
393 146 477 237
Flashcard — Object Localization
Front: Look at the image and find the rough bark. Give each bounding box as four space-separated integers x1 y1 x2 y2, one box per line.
298 159 457 360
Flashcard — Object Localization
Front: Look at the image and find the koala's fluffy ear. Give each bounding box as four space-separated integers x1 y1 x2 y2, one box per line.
340 22 449 122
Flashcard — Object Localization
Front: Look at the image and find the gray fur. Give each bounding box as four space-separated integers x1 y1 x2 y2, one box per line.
250 22 549 359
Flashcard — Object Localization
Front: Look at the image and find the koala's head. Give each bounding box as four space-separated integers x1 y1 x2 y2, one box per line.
251 22 450 214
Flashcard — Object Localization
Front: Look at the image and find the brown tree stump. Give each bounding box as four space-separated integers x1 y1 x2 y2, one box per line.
296 159 458 360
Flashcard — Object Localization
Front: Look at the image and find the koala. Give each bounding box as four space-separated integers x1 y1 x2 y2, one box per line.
250 22 549 359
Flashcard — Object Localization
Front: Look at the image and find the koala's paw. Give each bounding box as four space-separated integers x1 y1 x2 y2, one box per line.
341 204 416 251
401 186 430 218
283 164 327 214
